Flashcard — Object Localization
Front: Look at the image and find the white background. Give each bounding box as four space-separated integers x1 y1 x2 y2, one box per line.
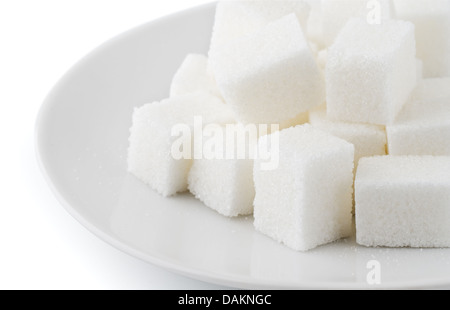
0 0 229 290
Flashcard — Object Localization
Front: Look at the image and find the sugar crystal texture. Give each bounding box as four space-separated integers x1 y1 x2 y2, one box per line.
356 156 450 248
310 106 386 211
170 54 222 99
386 78 450 155
127 93 235 197
309 106 387 166
188 133 255 217
254 125 354 252
316 49 327 70
326 18 417 125
321 0 394 46
394 0 450 77
305 0 324 47
209 0 311 59
212 14 325 125
239 0 311 27
416 59 423 82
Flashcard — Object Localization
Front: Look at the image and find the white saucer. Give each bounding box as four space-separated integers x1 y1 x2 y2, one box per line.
36 3 450 289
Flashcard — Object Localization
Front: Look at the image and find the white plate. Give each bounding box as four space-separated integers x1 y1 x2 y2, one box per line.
36 3 450 289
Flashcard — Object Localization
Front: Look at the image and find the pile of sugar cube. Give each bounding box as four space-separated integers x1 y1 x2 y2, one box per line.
128 0 450 252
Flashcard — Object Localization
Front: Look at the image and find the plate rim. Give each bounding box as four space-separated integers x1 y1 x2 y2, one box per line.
35 2 450 290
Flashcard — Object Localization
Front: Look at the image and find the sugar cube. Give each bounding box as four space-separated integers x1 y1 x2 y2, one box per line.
321 0 394 46
316 49 327 70
411 77 450 100
188 154 254 217
212 14 325 125
386 78 450 155
310 106 386 211
309 106 387 166
170 54 222 99
209 1 311 58
254 125 354 252
309 41 319 56
394 0 450 77
305 0 324 47
239 0 311 28
127 93 235 197
416 58 423 82
356 156 450 248
326 18 417 125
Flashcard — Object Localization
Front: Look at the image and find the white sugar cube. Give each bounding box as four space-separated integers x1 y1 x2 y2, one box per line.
386 78 450 155
209 0 311 58
305 0 324 47
394 0 450 77
170 54 221 99
356 156 450 248
316 49 327 70
127 93 235 197
209 1 259 58
411 77 450 100
310 106 387 166
212 14 325 125
239 0 311 27
310 106 386 211
326 18 417 125
416 58 423 82
188 155 254 217
309 41 319 56
254 125 354 252
321 0 394 46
